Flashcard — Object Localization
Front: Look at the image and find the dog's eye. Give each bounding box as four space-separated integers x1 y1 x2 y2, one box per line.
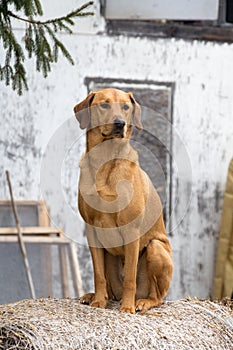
100 103 110 109
123 104 129 111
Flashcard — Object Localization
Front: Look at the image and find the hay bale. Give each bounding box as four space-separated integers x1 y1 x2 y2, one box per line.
0 298 232 349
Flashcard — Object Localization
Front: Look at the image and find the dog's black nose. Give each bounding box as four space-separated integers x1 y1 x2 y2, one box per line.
114 118 126 129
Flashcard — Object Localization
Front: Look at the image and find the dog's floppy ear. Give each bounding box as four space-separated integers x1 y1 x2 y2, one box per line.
128 92 143 130
74 92 95 129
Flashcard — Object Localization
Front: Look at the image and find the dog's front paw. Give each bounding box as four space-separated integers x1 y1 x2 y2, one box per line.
80 293 107 309
135 298 162 311
80 293 95 305
119 303 135 314
90 299 107 308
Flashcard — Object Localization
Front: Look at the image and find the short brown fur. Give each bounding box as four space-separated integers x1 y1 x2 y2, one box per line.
74 88 173 313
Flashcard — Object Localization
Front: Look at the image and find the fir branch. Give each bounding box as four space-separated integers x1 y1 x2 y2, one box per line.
0 0 94 95
12 61 28 94
10 0 43 16
0 13 27 94
45 24 74 65
7 1 94 26
32 0 43 16
24 24 34 58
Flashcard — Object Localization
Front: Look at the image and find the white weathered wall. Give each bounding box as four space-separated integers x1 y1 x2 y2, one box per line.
0 0 233 300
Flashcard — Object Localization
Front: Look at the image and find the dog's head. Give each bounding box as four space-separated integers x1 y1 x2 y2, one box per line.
74 88 142 141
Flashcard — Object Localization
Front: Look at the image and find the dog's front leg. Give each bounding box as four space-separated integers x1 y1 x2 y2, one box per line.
120 239 140 314
81 226 108 308
89 246 108 308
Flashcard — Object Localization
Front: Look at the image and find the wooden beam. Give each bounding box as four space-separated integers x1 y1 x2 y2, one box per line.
5 170 36 299
59 245 70 297
67 242 84 297
106 20 233 44
0 227 63 236
0 200 46 206
0 236 71 244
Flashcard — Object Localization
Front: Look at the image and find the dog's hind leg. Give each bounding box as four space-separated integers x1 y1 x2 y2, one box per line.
136 239 173 311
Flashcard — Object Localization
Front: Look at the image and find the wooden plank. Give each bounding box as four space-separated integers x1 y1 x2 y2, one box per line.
0 200 44 206
106 20 233 44
0 200 55 299
36 201 52 297
0 236 71 244
0 200 50 227
0 200 70 299
38 201 50 226
0 200 50 229
59 246 70 297
0 227 63 235
67 242 84 297
5 170 36 299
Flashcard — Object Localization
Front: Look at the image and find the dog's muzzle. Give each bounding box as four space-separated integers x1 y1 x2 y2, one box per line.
112 118 126 137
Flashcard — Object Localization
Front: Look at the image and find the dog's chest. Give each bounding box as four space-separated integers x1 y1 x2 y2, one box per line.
96 160 131 199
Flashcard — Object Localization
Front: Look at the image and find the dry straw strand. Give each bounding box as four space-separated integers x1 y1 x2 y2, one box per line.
0 298 232 349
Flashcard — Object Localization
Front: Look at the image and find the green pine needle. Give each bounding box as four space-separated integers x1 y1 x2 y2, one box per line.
0 0 94 95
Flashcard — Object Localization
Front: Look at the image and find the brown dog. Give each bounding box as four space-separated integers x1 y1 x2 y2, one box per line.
74 88 173 313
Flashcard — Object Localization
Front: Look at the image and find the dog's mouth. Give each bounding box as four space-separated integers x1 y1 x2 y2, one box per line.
102 129 125 139
101 119 126 139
